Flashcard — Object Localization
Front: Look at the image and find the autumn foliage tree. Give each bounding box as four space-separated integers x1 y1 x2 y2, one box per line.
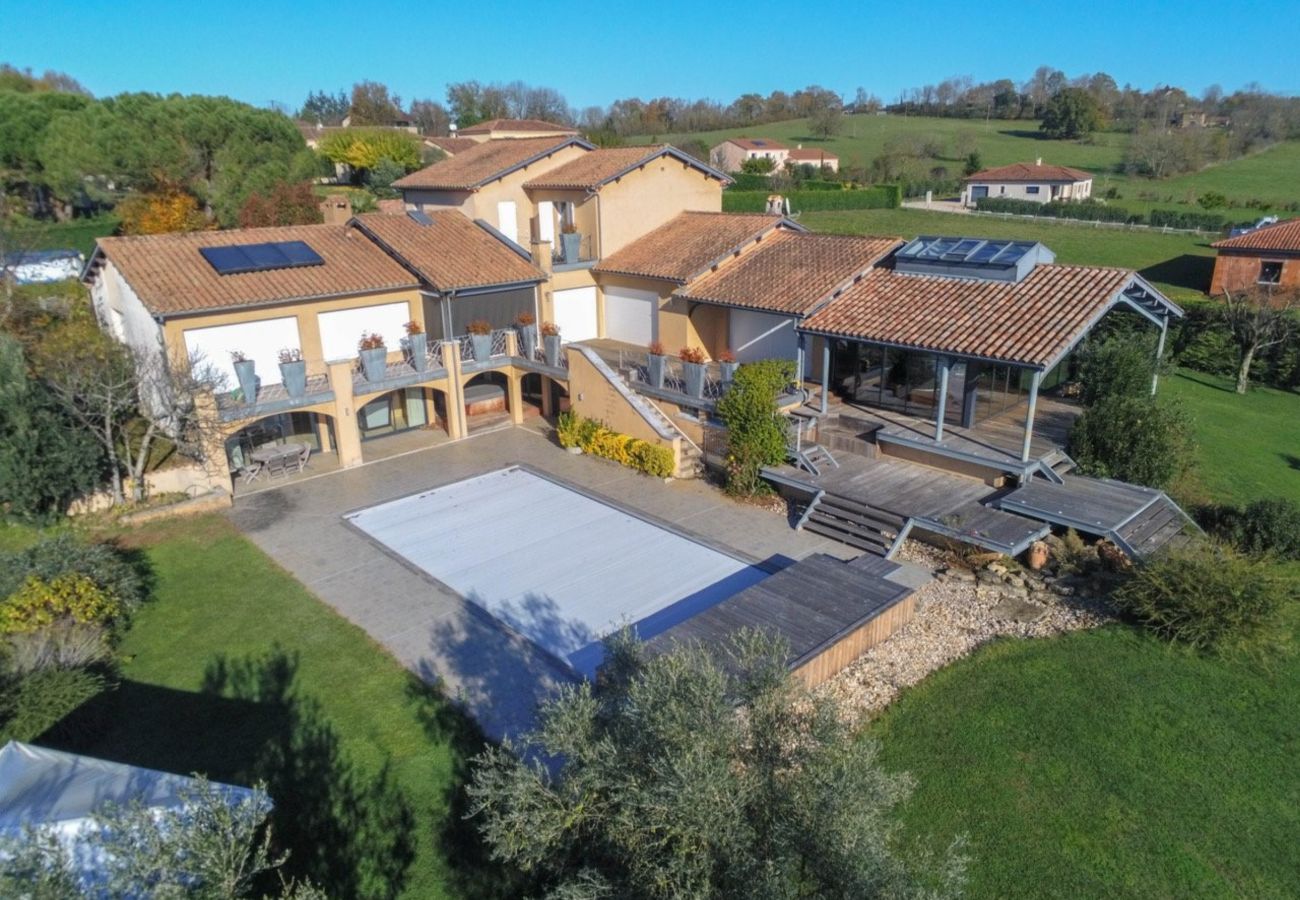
238 182 324 228
317 130 420 178
116 184 207 235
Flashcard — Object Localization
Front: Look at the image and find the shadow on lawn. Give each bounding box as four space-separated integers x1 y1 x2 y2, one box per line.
51 647 416 899
1139 253 1215 295
1171 369 1238 393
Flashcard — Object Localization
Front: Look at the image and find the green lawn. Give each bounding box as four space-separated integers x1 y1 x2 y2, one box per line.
1163 368 1300 506
15 215 120 257
801 207 1217 303
870 616 1300 899
53 516 496 900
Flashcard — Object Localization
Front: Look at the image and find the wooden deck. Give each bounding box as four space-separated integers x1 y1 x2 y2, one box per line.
815 395 1080 476
645 553 915 687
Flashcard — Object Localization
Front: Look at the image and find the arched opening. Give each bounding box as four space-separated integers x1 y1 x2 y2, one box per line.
225 410 335 489
523 373 569 420
357 387 450 441
463 371 510 432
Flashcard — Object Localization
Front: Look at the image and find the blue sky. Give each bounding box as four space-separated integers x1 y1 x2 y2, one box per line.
5 0 1298 112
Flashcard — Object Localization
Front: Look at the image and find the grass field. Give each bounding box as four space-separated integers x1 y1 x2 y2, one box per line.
640 114 1300 218
16 215 120 257
50 516 495 900
800 206 1217 302
1163 368 1300 506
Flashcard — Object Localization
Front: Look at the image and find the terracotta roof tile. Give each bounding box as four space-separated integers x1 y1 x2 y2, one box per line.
724 138 788 151
458 118 579 135
393 136 589 191
675 231 902 316
1212 218 1300 252
523 145 726 190
424 136 478 155
803 263 1136 368
93 224 417 317
352 212 544 291
592 212 790 283
964 162 1092 183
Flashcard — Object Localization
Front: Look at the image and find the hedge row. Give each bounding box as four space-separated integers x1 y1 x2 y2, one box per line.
723 184 901 213
555 412 675 478
975 197 1254 232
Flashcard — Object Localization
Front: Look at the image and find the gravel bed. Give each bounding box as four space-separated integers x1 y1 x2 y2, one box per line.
821 541 1114 722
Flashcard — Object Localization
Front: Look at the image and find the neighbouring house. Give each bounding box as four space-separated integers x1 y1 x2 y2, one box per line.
0 740 264 890
961 160 1093 207
786 144 840 173
3 248 84 284
1210 217 1300 293
423 135 478 157
710 138 790 173
456 118 580 143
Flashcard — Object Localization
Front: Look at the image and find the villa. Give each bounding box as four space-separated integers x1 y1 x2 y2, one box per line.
961 160 1093 208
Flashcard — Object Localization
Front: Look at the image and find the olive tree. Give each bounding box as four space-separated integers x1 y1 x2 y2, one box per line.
1220 286 1298 394
467 629 967 899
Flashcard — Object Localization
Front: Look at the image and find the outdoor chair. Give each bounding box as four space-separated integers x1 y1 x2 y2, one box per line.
296 444 312 473
265 455 290 480
238 462 263 485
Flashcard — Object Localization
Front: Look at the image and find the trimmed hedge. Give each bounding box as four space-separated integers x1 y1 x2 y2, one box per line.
723 185 901 213
728 173 773 191
976 197 1137 223
555 412 675 478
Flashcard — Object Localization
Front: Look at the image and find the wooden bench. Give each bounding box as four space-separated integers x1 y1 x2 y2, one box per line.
464 382 506 416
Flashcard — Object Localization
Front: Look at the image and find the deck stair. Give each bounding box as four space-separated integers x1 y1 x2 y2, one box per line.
1034 448 1077 483
1114 493 1198 557
790 443 838 477
797 490 910 558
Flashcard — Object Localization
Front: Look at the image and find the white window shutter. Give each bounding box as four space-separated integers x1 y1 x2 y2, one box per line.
496 201 518 244
537 201 554 243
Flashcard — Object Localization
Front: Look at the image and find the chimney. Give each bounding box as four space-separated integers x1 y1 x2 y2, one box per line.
320 193 353 226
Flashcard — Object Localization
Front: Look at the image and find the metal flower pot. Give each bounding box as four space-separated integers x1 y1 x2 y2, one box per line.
648 354 666 389
279 360 307 398
543 334 562 367
518 324 537 360
359 346 388 382
233 359 258 404
682 361 706 398
560 232 582 263
407 332 428 371
470 333 492 362
720 361 738 384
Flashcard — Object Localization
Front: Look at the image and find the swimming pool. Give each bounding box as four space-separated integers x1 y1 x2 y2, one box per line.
344 467 769 677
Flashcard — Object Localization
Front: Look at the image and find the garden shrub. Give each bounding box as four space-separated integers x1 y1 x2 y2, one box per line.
1198 498 1300 560
976 197 1135 223
0 533 146 612
1077 334 1157 405
0 666 110 742
1112 544 1289 651
1068 396 1193 489
1 574 123 634
556 412 674 477
716 359 795 496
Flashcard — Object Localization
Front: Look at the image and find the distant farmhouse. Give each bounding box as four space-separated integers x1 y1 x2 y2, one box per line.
961 161 1093 208
710 138 789 173
787 144 840 173
1210 217 1300 293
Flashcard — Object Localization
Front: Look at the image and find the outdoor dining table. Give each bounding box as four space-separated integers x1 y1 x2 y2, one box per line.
249 441 307 464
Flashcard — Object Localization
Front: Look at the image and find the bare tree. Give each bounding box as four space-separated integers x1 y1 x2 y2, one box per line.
1221 287 1299 394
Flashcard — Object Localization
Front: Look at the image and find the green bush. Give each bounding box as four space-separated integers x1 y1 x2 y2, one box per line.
727 173 772 191
0 666 110 743
555 412 674 478
1068 396 1194 489
1148 208 1232 231
1077 334 1157 405
1198 498 1300 560
976 197 1137 224
716 359 795 496
1112 544 1290 651
0 533 146 613
722 185 900 213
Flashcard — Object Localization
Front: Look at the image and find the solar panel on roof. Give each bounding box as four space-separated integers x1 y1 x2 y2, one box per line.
752 139 767 146
199 240 324 275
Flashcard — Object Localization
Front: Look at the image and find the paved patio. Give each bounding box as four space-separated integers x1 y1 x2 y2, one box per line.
225 422 849 741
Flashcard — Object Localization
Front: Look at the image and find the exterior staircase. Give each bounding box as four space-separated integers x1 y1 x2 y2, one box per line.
796 490 911 558
1115 493 1198 558
1034 447 1077 484
790 442 839 477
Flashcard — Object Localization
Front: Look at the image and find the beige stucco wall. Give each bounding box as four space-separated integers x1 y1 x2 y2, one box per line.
596 161 723 257
962 178 1093 207
567 348 682 472
710 142 788 173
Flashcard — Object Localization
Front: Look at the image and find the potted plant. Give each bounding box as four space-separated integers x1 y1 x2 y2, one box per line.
679 346 708 398
516 311 538 360
230 350 258 404
358 332 388 383
466 319 493 361
278 347 307 398
718 349 738 384
541 321 562 367
559 222 582 263
403 320 428 372
647 340 667 389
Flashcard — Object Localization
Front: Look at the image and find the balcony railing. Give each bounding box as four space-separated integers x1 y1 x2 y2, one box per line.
553 231 597 268
612 348 731 405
